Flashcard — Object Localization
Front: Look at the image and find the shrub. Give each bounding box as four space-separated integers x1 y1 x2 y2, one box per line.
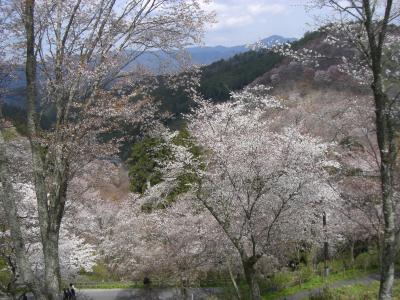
309 285 335 300
271 271 296 290
80 262 119 282
329 259 346 274
297 264 313 285
354 251 379 271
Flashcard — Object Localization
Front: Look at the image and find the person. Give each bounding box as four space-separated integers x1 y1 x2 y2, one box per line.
143 276 151 287
19 293 28 300
69 283 76 299
63 288 71 300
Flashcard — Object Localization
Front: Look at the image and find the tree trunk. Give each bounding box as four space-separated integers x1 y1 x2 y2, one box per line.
242 259 260 300
350 239 354 267
24 1 64 298
43 229 62 300
228 260 241 299
361 2 397 296
0 128 46 300
372 81 397 300
378 147 395 300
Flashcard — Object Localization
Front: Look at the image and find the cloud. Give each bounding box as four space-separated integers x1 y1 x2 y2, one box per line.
203 1 288 30
220 15 253 27
247 3 286 15
201 0 315 46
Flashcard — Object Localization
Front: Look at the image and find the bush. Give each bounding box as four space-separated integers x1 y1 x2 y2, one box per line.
271 271 296 290
2 127 18 141
309 285 335 300
79 262 120 282
297 264 313 285
329 259 347 274
354 251 379 271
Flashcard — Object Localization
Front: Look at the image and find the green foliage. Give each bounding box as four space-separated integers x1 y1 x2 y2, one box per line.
354 250 379 271
1 104 28 136
151 50 284 127
1 127 18 141
1 102 56 135
198 30 323 103
270 271 296 290
262 250 379 300
200 51 283 101
78 262 120 283
164 128 202 203
75 281 143 289
308 285 335 300
328 259 347 274
262 268 371 300
171 127 202 156
128 137 172 194
309 281 400 300
297 264 313 285
0 257 12 287
152 77 197 128
128 127 202 208
290 30 323 50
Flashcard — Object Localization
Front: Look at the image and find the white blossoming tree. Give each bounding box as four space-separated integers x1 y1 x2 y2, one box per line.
155 86 336 300
0 0 214 298
9 183 97 278
0 182 98 297
260 1 399 297
101 196 226 284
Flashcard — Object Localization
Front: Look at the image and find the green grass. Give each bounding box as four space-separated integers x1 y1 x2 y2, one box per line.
262 269 374 300
1 127 18 141
75 282 144 289
310 280 400 299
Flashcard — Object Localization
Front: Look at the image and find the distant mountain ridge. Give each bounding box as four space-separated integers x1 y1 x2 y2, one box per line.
129 35 296 72
178 35 296 65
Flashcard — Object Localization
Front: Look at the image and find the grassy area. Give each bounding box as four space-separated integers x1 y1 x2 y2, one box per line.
75 281 144 289
310 280 400 299
262 269 375 300
1 127 18 141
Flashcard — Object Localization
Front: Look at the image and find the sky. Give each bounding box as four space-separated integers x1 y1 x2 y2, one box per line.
202 0 325 46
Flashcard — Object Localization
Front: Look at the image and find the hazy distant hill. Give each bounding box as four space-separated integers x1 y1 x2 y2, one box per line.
129 35 296 72
186 35 296 65
2 35 296 109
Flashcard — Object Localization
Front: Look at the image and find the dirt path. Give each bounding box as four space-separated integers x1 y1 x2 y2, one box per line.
9 287 221 300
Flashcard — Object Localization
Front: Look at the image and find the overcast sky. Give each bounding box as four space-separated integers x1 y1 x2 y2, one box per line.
202 0 325 46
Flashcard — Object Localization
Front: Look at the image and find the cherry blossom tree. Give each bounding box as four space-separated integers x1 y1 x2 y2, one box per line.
0 166 98 299
262 1 400 297
0 0 214 298
153 86 337 300
98 193 229 287
6 183 97 279
306 92 385 264
0 132 100 297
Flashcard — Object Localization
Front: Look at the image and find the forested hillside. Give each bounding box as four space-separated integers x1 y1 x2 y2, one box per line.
157 31 323 126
